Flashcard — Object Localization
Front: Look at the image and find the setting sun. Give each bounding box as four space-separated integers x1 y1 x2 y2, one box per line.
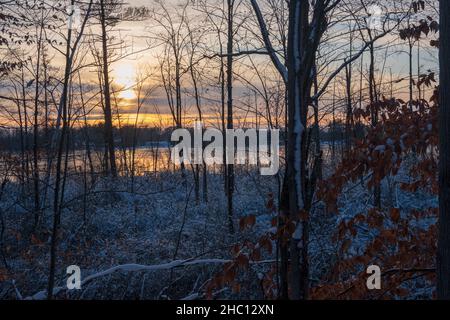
114 63 136 100
119 89 136 100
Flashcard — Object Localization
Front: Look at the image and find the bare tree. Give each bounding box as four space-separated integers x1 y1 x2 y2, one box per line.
47 0 93 299
225 0 236 233
438 0 450 300
97 0 123 177
251 0 340 299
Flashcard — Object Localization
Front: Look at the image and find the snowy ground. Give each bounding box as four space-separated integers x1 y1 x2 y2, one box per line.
0 167 283 299
0 153 437 299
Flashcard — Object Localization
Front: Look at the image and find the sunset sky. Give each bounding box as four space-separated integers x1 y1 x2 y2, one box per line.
101 0 439 127
0 0 440 128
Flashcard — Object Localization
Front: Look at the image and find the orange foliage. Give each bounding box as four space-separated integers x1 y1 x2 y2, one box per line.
314 82 439 299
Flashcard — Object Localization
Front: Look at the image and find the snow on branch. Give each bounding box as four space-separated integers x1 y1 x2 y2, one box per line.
313 7 408 100
25 258 275 300
250 0 288 83
25 258 229 300
312 28 395 100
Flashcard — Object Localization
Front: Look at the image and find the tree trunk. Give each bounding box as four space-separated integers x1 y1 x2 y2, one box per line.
369 41 381 208
32 13 44 229
438 0 450 300
47 0 92 299
282 0 311 300
313 66 322 181
345 32 354 154
100 0 117 177
226 0 235 234
21 68 30 184
47 13 73 300
409 39 414 104
252 0 328 300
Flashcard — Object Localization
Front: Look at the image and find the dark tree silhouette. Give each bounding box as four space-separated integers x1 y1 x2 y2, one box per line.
438 0 450 300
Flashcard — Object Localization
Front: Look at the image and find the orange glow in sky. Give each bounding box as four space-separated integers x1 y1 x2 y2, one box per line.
113 63 137 100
